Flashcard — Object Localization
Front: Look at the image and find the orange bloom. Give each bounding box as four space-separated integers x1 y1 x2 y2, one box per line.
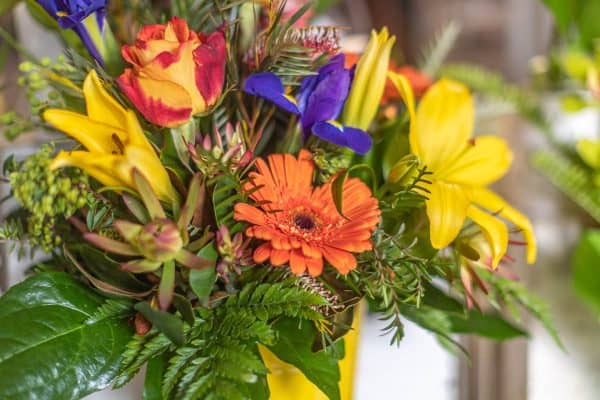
234 150 380 276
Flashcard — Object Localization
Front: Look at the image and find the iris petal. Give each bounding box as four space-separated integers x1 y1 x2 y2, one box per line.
243 72 300 115
343 126 373 155
300 69 351 135
312 121 372 154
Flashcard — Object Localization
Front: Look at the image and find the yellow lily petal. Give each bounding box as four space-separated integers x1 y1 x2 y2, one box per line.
43 109 125 154
342 28 395 129
84 69 129 129
124 146 179 204
357 31 396 130
472 187 537 264
124 110 155 153
441 135 513 185
416 79 474 172
388 71 418 154
51 151 128 188
466 205 508 268
425 181 471 249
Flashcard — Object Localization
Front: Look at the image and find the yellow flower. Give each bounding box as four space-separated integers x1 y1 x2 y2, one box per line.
389 72 536 266
342 28 396 130
45 70 178 204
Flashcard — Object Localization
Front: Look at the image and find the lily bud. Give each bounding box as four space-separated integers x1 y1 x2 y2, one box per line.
342 28 396 130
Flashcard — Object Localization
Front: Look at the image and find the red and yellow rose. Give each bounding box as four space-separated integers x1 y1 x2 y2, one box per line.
117 17 226 128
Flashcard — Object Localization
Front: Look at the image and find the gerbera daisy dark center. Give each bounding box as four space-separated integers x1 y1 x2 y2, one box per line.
294 213 316 231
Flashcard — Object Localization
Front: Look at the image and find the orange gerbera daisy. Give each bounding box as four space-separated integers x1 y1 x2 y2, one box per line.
234 150 380 276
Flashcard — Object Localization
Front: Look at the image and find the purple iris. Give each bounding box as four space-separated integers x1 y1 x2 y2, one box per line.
244 54 372 154
37 0 107 65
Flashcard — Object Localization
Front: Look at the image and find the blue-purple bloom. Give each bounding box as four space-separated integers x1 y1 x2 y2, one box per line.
243 54 372 154
37 0 108 65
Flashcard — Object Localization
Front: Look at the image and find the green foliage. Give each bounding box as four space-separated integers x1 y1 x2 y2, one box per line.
419 21 462 77
0 0 20 16
115 280 329 399
478 269 563 349
351 228 435 345
441 63 551 135
572 229 600 316
135 302 186 346
8 144 90 251
189 244 219 302
268 318 344 400
541 0 600 49
532 150 600 223
0 272 133 400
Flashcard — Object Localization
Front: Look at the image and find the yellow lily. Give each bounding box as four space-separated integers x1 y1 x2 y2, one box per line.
342 28 396 130
45 70 178 204
388 72 537 266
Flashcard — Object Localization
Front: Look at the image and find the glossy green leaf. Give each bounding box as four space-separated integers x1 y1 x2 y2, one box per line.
189 243 218 302
448 312 528 340
135 302 184 346
573 229 600 315
268 318 343 400
0 272 133 400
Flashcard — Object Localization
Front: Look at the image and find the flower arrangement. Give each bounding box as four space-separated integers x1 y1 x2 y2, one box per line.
0 1 555 399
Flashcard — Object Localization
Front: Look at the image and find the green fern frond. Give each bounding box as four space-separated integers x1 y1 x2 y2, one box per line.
114 330 174 388
157 280 329 399
532 150 600 223
419 21 462 77
478 269 563 349
441 63 550 134
85 299 133 324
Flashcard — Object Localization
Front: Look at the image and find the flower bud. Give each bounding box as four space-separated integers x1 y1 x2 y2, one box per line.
342 28 396 130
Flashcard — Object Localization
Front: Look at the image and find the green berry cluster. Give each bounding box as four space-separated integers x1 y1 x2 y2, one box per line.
1 56 78 141
9 144 89 252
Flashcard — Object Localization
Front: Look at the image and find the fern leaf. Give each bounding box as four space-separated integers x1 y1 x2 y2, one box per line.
419 21 461 77
85 299 133 324
114 330 173 388
532 150 600 223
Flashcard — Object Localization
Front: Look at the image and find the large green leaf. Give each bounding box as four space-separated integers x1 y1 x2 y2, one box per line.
573 229 600 315
0 272 133 400
267 318 343 400
422 284 528 340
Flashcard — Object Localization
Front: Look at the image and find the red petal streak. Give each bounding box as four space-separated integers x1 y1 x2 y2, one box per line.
193 29 226 107
117 69 192 127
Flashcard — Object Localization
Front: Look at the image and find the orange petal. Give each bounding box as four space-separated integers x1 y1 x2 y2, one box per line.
322 246 357 275
270 249 290 266
306 256 324 277
253 243 272 263
301 243 322 259
290 250 307 275
234 203 267 225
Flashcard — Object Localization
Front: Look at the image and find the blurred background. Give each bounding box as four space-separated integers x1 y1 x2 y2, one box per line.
1 1 598 399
